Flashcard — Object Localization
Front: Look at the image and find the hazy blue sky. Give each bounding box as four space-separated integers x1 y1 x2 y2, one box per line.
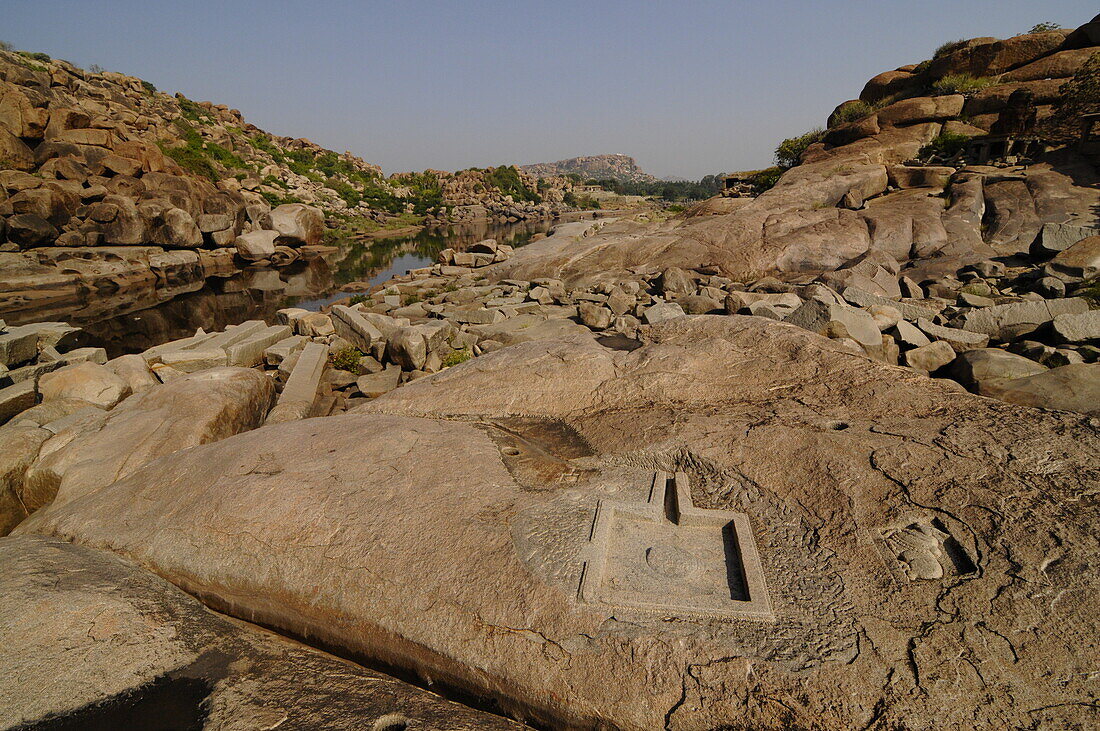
4 1 1096 178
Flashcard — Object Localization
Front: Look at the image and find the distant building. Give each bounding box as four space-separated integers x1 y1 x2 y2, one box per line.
720 171 762 198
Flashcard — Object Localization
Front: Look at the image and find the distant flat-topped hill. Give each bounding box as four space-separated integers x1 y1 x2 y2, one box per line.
520 154 658 183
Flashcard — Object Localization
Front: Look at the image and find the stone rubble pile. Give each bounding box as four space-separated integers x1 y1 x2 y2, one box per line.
302 222 1097 414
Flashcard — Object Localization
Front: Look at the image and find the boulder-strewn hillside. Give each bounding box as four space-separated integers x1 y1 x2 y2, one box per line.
520 153 657 183
0 48 582 325
498 16 1100 286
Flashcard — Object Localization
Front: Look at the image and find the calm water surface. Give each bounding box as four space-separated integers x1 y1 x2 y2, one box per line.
67 217 572 356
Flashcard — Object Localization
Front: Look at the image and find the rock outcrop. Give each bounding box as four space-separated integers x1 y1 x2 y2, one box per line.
17 316 1100 729
520 153 658 183
489 18 1100 287
0 534 522 730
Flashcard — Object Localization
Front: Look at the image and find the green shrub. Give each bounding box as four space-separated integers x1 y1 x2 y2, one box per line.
932 74 997 95
18 51 50 62
563 191 600 209
918 131 972 159
485 165 541 203
775 128 825 169
177 96 212 124
1075 279 1100 306
749 166 784 193
441 349 473 368
159 142 219 181
348 294 369 305
1028 22 1062 34
141 80 157 95
329 346 365 374
933 39 967 59
830 100 876 127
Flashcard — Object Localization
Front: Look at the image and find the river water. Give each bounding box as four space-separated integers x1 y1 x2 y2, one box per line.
65 217 572 357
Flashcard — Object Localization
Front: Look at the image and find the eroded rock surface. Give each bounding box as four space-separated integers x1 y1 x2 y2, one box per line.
19 317 1100 729
0 534 522 730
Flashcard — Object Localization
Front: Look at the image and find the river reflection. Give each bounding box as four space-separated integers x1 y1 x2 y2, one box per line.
69 217 569 357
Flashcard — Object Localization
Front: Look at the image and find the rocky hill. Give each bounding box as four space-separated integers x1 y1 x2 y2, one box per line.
520 153 657 183
0 47 579 239
0 48 580 325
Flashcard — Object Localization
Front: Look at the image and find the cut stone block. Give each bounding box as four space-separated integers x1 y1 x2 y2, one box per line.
160 348 228 373
0 380 36 424
226 326 293 368
1051 310 1100 343
957 299 1090 338
266 342 328 424
643 302 686 325
785 299 880 348
356 365 401 398
331 305 383 351
1032 223 1100 256
141 330 214 364
841 286 942 322
579 471 773 621
199 321 269 353
264 336 308 366
917 318 989 352
903 341 956 372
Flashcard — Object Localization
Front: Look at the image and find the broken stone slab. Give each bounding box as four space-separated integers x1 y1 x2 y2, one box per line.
743 301 783 320
916 318 990 352
0 380 36 425
275 307 311 327
841 286 942 321
902 340 955 372
784 299 881 348
297 311 334 337
225 325 293 368
0 327 41 368
140 329 214 364
276 347 302 383
1048 236 1100 279
38 362 131 410
356 365 401 398
159 348 228 373
957 298 1091 339
1051 310 1100 344
947 349 1048 395
889 320 932 348
263 335 308 366
0 322 80 368
266 342 327 424
199 320 270 353
642 301 686 325
1031 222 1100 256
0 348 109 389
451 307 507 325
983 363 1100 415
331 305 383 352
726 291 804 312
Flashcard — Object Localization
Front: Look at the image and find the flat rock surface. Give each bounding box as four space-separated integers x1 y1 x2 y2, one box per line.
0 535 521 730
19 317 1100 730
